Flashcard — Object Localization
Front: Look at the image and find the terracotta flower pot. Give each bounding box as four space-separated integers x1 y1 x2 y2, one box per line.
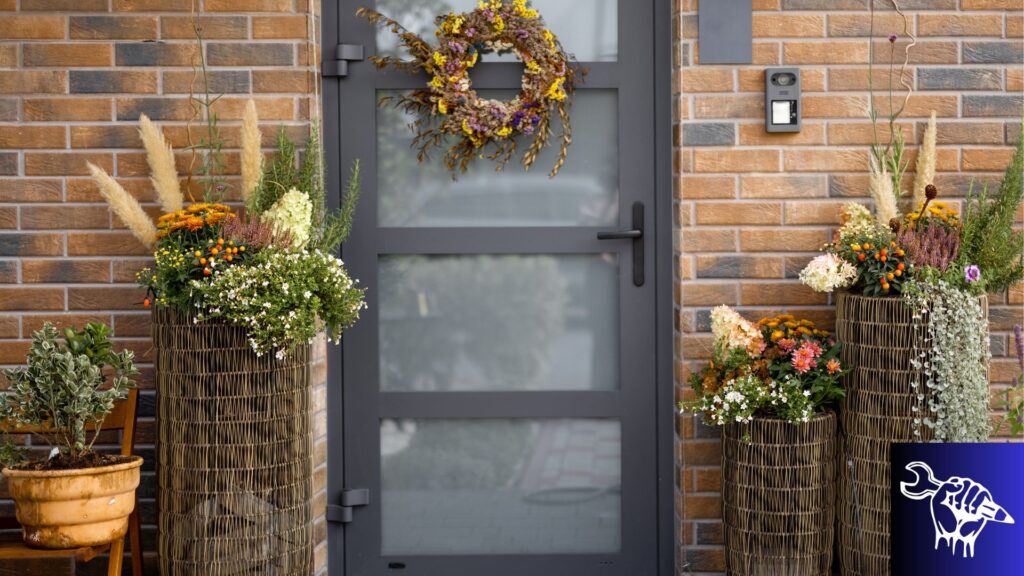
2 455 142 549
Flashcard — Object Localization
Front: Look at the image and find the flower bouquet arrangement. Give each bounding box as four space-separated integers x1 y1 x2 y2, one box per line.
89 100 366 359
682 306 845 428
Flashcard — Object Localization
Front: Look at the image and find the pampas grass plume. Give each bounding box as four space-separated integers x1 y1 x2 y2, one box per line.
912 111 937 211
88 162 157 248
240 99 263 202
138 114 183 213
869 157 899 226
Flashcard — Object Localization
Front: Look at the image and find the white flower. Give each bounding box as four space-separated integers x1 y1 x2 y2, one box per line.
799 253 857 293
261 188 313 249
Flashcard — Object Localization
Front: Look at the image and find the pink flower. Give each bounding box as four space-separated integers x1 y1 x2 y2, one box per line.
792 347 817 374
778 338 797 352
827 358 841 374
800 341 823 358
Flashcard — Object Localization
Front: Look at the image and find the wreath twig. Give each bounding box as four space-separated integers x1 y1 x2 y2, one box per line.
358 1 582 177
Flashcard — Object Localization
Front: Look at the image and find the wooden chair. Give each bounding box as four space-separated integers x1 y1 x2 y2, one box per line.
0 388 143 576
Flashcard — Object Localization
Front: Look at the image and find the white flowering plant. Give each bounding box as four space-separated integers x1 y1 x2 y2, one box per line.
682 306 846 428
192 250 366 359
799 253 857 294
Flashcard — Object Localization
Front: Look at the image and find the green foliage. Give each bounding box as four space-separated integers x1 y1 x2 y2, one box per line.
994 325 1023 437
315 160 361 253
0 323 137 464
958 133 1024 295
248 127 361 254
192 249 367 359
0 437 26 469
904 281 991 441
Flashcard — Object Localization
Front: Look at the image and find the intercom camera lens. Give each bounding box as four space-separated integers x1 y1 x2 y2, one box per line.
773 73 795 86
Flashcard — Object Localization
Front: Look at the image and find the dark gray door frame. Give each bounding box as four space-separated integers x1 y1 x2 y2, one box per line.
321 0 673 573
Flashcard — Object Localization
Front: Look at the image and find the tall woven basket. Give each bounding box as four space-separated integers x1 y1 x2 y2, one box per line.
835 292 987 575
722 412 837 576
153 308 317 575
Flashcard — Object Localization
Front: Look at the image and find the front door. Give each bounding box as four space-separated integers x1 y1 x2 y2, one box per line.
323 1 671 574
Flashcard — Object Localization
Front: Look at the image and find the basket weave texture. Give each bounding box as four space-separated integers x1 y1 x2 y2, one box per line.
153 308 316 575
835 292 987 576
722 412 837 576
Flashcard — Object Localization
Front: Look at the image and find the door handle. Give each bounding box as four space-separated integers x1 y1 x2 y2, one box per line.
597 201 644 287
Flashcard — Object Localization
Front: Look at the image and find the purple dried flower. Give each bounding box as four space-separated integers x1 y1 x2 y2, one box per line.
964 264 981 284
888 34 898 43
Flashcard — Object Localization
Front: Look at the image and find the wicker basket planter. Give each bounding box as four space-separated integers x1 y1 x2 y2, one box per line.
153 308 321 575
835 292 987 575
721 412 837 576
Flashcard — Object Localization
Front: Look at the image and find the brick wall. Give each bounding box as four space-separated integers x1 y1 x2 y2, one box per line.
674 1 1023 574
0 2 321 573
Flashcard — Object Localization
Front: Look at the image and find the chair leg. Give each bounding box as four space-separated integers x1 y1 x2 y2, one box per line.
108 537 125 576
129 507 143 576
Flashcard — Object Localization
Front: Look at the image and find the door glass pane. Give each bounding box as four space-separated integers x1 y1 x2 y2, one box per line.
378 90 618 227
374 0 618 62
381 418 621 555
379 254 619 391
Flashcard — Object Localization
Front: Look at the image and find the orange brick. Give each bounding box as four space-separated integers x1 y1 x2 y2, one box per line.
0 71 66 94
0 288 64 310
205 0 292 10
740 229 829 252
0 15 65 39
682 494 722 519
679 175 736 200
67 232 149 256
829 68 913 92
1008 15 1023 39
738 123 826 146
919 14 1003 37
681 283 737 306
828 122 916 146
875 40 959 65
210 97 295 121
752 14 824 38
785 201 845 225
68 286 146 310
23 43 112 67
962 148 1015 172
1009 68 1024 93
960 0 1021 10
679 68 734 93
783 42 868 65
253 15 308 39
931 122 1005 145
695 202 782 225
803 95 869 119
828 13 905 37
740 175 827 199
0 126 66 149
693 95 762 119
680 229 737 252
21 206 110 230
741 282 826 305
0 179 63 202
784 149 869 172
694 150 779 173
22 313 111 333
160 15 247 39
25 152 112 176
24 98 112 121
694 42 780 66
22 260 110 283
112 0 191 10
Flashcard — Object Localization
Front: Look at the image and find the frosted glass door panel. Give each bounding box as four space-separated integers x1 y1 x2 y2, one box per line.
377 90 618 227
380 418 621 555
375 0 618 62
379 254 619 392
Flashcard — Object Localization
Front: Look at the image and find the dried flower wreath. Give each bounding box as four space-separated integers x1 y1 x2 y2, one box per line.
358 0 582 177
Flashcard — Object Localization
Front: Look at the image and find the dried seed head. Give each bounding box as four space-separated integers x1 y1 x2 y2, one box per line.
925 184 938 200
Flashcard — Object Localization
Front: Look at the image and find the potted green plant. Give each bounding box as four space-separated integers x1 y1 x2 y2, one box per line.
1 322 140 549
681 306 845 576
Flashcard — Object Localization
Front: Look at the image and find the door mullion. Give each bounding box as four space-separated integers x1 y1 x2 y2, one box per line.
379 391 622 418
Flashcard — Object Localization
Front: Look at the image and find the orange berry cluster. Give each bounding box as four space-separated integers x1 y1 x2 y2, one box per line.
846 240 909 296
194 238 247 277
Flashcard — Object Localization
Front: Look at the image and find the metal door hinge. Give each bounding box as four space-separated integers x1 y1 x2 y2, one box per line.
326 488 369 524
322 44 364 78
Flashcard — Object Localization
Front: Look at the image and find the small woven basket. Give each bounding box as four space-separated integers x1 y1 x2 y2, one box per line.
835 292 987 576
153 308 316 575
722 412 837 576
